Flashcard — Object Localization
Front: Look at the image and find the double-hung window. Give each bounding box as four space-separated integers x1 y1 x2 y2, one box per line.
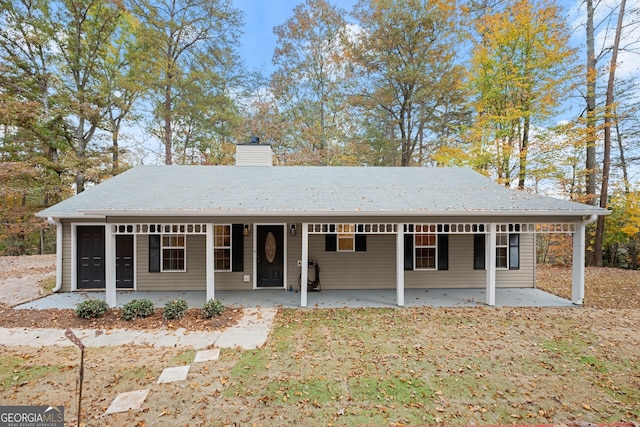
214 225 231 271
496 233 508 269
337 224 355 251
473 233 520 270
162 234 185 271
404 224 448 271
149 224 244 273
415 231 437 270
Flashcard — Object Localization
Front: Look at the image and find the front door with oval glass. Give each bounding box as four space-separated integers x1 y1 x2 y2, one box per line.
256 225 284 288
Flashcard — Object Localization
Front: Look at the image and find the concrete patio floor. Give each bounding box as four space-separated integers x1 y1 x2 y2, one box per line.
16 287 575 310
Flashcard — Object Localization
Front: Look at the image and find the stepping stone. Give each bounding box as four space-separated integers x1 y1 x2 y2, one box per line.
105 389 150 414
193 348 220 363
157 365 190 384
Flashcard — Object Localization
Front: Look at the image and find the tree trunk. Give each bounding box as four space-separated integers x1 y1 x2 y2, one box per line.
518 115 530 190
112 122 120 172
585 0 597 206
75 119 86 194
164 84 173 165
614 106 629 194
594 0 625 266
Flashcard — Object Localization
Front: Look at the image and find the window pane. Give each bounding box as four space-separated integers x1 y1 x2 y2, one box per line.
496 233 508 246
214 248 231 270
214 225 231 247
416 248 436 269
496 247 507 268
415 234 436 246
163 249 184 270
338 235 354 251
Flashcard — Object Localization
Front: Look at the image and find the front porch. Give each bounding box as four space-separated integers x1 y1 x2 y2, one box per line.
16 287 574 310
91 221 588 309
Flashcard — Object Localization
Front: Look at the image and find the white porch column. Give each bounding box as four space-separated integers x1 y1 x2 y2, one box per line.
301 223 309 307
105 225 117 308
206 224 215 301
571 221 586 305
396 224 405 307
485 223 496 306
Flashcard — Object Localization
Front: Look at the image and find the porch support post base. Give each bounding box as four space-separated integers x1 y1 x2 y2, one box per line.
206 224 215 301
396 224 405 307
105 225 116 308
572 222 586 305
301 223 309 307
486 223 496 306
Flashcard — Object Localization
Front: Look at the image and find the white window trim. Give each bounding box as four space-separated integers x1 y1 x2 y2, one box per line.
161 234 187 272
337 224 355 252
213 224 232 272
414 232 438 271
496 233 509 270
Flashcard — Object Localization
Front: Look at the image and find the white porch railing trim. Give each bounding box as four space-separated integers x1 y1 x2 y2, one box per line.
306 223 397 234
111 223 208 234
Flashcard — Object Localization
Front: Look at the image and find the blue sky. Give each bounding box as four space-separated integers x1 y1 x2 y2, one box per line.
231 0 639 118
232 0 638 81
232 0 358 73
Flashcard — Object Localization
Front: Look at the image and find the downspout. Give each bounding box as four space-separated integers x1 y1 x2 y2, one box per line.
47 217 63 292
583 214 598 225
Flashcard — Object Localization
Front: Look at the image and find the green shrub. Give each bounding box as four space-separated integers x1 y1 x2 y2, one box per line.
122 298 155 321
163 298 188 320
75 299 109 319
202 299 225 318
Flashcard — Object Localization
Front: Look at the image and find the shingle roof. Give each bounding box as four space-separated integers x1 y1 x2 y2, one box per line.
36 165 607 218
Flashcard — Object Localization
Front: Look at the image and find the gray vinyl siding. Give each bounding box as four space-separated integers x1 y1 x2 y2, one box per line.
286 230 302 291
403 234 535 289
136 234 253 291
306 234 396 289
60 219 105 292
292 232 534 290
61 220 72 292
57 216 537 293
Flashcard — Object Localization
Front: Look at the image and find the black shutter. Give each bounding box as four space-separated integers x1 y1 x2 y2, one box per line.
437 234 449 270
404 234 413 270
232 224 244 272
325 234 337 251
355 234 367 251
149 235 160 272
509 233 520 270
473 234 485 270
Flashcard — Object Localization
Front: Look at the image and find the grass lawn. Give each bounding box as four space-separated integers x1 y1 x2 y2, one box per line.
1 265 639 426
2 306 638 426
218 307 639 426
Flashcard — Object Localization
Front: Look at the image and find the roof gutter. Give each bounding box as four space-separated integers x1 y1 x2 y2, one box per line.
46 217 63 293
36 212 105 219
583 214 598 225
76 209 610 218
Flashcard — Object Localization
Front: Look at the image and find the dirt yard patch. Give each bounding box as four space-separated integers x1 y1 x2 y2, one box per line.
0 254 55 306
537 265 640 309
